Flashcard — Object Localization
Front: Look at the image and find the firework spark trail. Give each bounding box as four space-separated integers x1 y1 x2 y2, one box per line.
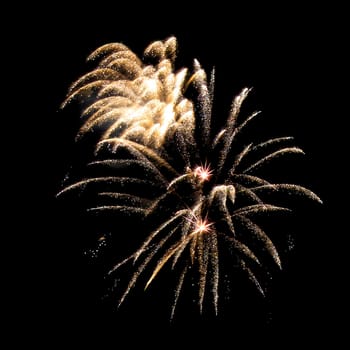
58 36 322 318
234 215 281 268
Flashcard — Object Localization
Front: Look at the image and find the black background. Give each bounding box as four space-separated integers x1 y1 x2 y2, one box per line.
16 3 344 347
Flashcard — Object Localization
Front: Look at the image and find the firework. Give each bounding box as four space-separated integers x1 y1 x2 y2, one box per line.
57 37 322 319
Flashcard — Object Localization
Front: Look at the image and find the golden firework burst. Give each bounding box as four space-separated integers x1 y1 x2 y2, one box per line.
57 37 322 319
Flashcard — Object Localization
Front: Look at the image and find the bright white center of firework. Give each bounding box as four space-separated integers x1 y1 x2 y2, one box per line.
194 166 212 182
194 219 212 234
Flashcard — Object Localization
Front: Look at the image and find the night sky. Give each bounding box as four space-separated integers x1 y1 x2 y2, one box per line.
18 4 343 347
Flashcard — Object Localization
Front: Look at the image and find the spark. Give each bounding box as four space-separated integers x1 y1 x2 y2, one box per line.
193 164 213 183
193 218 213 234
